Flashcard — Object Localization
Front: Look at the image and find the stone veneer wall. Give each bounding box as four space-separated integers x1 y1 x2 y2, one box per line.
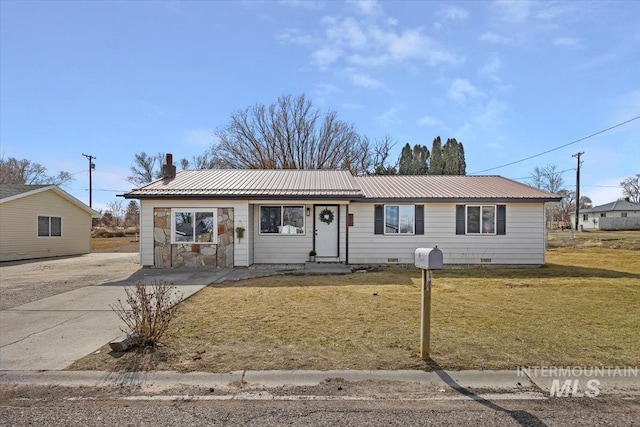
153 208 234 268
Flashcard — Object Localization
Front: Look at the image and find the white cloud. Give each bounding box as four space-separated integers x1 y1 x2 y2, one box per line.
311 46 343 68
276 28 316 46
281 6 460 73
346 69 382 88
447 78 482 103
487 142 504 150
493 0 533 23
479 55 502 83
347 0 381 16
475 99 507 127
553 37 582 48
439 5 469 21
313 83 339 105
324 16 368 50
416 115 443 127
479 31 520 46
278 0 324 10
376 106 401 127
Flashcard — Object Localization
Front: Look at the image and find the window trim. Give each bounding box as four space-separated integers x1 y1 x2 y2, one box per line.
383 204 415 235
37 215 63 238
466 205 497 235
171 208 218 244
259 205 306 236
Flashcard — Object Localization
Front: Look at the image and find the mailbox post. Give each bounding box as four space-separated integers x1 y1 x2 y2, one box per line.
414 246 443 360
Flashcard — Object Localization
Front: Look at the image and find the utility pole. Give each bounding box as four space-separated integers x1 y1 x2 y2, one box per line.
572 152 584 231
82 154 96 208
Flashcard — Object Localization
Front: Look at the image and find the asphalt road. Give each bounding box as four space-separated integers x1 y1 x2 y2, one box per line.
1 391 639 426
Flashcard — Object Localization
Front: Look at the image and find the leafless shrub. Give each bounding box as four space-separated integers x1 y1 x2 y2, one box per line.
110 280 184 348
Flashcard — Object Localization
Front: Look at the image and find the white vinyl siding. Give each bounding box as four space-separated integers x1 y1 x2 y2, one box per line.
348 202 545 265
139 199 250 267
253 203 347 264
0 190 92 261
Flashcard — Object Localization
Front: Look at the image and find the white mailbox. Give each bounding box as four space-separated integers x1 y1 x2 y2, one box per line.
414 246 443 270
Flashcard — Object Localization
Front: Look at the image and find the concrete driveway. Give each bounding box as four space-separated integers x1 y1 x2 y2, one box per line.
0 254 221 371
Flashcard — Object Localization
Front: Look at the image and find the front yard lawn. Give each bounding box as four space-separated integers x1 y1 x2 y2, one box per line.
70 247 640 373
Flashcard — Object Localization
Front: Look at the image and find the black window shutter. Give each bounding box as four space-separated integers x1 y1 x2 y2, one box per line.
455 205 465 235
497 205 506 235
415 205 424 235
374 204 384 234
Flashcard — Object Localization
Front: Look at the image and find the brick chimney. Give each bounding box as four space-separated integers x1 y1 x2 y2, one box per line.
161 153 176 179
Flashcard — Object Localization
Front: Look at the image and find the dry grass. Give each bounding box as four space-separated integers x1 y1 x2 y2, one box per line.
71 245 640 373
91 236 139 252
548 229 640 250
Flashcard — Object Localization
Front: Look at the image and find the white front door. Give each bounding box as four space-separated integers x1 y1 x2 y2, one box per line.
314 205 339 258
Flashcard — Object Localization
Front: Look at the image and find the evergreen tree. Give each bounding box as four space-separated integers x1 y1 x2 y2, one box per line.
442 138 466 175
398 143 430 175
428 137 444 175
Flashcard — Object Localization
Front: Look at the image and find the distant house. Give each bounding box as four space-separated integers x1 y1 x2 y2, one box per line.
574 200 640 230
0 185 99 262
123 155 560 269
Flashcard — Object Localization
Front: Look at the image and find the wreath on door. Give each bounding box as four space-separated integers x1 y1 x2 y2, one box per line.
319 208 334 225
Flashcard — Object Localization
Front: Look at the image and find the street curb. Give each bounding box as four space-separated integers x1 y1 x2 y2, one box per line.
0 369 533 391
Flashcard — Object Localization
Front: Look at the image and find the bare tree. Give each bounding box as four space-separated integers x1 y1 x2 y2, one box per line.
367 135 397 175
127 152 164 185
0 156 73 187
213 94 370 174
179 147 223 170
529 164 568 228
528 164 565 193
107 199 125 227
124 200 140 228
620 174 640 203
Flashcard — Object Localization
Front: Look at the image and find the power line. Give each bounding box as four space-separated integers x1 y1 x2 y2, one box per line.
469 116 640 175
509 167 576 181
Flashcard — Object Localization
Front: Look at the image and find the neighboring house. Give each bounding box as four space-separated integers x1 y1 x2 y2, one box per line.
123 156 560 268
0 185 99 262
573 200 640 230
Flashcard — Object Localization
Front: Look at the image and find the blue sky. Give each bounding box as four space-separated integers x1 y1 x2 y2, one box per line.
1 0 638 211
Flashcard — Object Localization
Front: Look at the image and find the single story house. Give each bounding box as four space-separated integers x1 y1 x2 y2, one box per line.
123 156 560 268
573 200 640 230
0 184 99 262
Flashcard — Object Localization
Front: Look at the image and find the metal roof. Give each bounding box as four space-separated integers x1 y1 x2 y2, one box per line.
0 184 49 200
354 175 561 201
124 169 362 198
124 170 560 202
581 200 640 213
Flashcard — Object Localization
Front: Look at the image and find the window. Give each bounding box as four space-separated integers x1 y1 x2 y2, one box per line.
260 205 305 234
172 209 217 243
385 205 414 234
600 213 606 218
583 214 588 221
621 212 627 218
456 205 505 235
37 216 62 237
374 205 424 235
466 205 495 234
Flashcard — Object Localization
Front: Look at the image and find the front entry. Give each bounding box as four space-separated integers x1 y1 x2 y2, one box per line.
314 205 339 259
